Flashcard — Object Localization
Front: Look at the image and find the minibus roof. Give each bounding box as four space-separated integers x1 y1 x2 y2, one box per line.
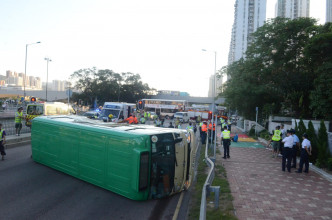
36 115 181 136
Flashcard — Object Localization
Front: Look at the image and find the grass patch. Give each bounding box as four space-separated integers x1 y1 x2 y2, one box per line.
188 144 238 220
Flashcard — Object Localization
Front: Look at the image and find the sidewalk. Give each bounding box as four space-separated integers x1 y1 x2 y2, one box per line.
6 133 31 148
218 127 332 220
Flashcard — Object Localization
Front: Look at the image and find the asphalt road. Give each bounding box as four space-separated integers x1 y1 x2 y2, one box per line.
0 144 183 220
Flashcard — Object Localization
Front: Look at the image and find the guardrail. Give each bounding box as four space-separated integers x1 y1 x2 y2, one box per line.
199 142 220 220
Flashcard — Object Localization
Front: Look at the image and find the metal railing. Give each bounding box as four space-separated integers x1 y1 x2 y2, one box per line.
199 142 220 220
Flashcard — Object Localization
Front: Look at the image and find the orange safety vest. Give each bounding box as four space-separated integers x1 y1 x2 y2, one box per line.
208 123 216 131
125 116 134 124
201 124 207 132
133 117 138 124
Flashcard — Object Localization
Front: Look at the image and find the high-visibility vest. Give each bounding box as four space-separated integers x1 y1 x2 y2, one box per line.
186 126 193 131
201 124 207 132
222 122 227 128
140 117 146 123
220 118 225 124
126 116 134 124
133 117 138 124
144 112 147 118
208 123 216 131
222 130 231 139
15 111 23 123
0 129 4 141
272 130 281 141
199 122 203 127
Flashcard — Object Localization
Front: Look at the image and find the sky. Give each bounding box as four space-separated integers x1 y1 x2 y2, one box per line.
0 0 326 97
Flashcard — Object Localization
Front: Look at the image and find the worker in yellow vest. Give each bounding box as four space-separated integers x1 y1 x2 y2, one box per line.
221 126 231 159
271 126 281 158
15 107 24 136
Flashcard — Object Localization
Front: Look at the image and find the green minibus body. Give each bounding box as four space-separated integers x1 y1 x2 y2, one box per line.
31 116 196 200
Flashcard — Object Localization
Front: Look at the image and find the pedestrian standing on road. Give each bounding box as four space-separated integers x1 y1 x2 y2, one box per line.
201 122 207 144
15 107 24 136
0 123 6 160
174 117 180 128
271 126 281 158
281 130 294 172
296 133 312 173
290 129 300 168
221 126 231 159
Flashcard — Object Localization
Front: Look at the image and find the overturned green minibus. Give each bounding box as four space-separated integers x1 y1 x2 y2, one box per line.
31 115 197 200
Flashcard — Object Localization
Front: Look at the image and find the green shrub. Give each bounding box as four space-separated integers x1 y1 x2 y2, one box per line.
259 129 270 140
249 125 256 137
317 120 329 168
307 121 318 163
327 158 332 171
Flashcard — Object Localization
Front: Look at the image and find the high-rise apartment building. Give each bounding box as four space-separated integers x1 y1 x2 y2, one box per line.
327 0 332 22
208 75 223 97
275 0 310 19
228 0 267 65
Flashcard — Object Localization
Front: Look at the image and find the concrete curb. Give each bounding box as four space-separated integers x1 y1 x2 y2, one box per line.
310 163 332 182
5 133 31 149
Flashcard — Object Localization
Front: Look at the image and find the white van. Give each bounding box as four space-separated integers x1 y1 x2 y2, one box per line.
173 112 189 123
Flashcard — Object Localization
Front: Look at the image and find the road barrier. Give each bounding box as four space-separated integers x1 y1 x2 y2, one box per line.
199 142 220 220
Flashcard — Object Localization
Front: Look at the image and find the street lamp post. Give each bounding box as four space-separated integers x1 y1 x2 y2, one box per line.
24 41 41 101
202 49 217 160
44 57 52 101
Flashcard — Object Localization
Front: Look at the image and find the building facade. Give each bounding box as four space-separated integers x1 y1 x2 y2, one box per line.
275 0 310 19
228 0 267 65
327 0 332 23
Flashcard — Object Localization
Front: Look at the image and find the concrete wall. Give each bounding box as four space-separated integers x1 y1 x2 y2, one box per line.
243 120 265 133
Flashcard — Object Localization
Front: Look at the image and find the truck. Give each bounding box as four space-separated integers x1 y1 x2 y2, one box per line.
100 102 136 122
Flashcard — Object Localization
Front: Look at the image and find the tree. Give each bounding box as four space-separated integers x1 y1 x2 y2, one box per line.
304 23 332 119
220 17 329 119
70 68 153 106
297 119 306 140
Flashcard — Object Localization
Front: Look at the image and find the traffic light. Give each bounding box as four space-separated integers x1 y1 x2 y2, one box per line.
138 100 144 110
208 111 212 120
31 97 36 102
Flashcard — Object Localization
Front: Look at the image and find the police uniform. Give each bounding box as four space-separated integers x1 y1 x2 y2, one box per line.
0 128 6 160
291 132 300 168
296 136 311 173
281 131 293 172
221 128 231 159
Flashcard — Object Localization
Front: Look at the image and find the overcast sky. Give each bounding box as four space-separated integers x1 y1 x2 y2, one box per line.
0 0 325 97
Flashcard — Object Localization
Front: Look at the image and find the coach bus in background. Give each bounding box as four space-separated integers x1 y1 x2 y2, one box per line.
31 115 197 200
141 99 188 119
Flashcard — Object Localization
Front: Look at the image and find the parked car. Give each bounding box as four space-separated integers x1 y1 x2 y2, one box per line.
83 111 100 119
173 112 189 123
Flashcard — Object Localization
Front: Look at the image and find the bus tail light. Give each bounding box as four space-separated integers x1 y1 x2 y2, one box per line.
139 152 149 191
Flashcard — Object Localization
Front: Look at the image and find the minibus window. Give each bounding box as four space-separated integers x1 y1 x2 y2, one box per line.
139 152 149 190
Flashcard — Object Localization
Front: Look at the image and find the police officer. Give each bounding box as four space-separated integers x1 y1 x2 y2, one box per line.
281 130 293 172
296 133 312 173
221 126 231 159
271 126 281 158
0 123 6 160
140 116 146 124
290 129 300 168
186 122 193 132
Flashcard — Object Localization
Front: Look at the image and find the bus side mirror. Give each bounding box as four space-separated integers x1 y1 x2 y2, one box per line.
174 137 183 144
